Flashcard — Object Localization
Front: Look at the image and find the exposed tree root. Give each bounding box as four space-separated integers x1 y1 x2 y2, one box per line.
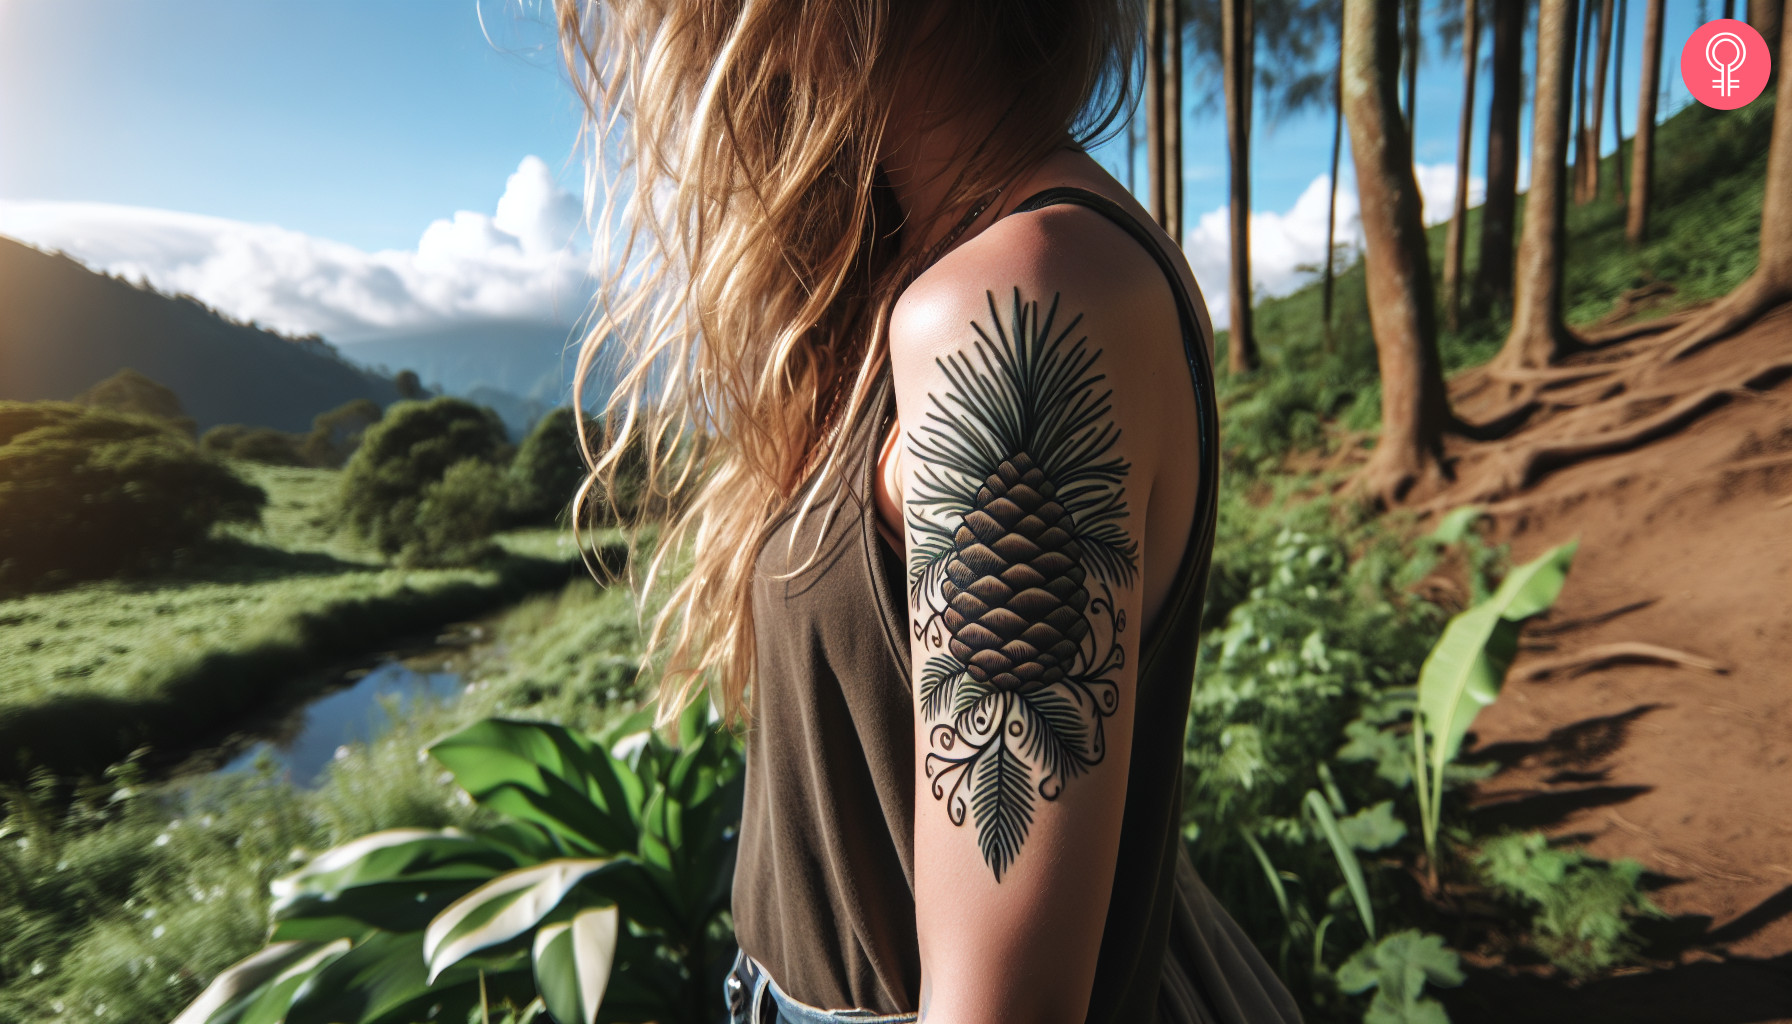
1461 360 1792 501
1519 641 1729 680
1656 277 1792 363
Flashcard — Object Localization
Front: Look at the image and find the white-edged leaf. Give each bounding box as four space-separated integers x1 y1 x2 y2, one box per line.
533 902 621 1024
171 938 350 1024
422 858 610 983
270 828 463 904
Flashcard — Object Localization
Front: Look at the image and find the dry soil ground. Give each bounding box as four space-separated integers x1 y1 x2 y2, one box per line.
1428 303 1792 1022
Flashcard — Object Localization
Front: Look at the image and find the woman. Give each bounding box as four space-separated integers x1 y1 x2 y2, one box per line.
558 2 1301 1022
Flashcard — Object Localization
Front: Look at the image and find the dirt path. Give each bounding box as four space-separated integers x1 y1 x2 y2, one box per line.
1429 304 1792 1021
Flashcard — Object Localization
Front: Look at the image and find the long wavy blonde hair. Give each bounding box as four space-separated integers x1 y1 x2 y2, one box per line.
556 0 1140 725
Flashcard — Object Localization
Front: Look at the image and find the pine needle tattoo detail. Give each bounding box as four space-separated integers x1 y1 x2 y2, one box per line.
908 288 1139 881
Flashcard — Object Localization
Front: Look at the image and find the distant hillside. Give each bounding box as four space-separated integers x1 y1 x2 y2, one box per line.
0 237 400 432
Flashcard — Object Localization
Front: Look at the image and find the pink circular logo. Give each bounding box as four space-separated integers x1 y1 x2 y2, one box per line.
1681 19 1772 110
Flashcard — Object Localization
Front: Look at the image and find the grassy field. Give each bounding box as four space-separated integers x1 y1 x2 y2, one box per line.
0 461 605 783
0 574 652 1024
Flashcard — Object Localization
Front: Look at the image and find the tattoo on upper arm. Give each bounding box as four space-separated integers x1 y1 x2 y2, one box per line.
907 288 1139 881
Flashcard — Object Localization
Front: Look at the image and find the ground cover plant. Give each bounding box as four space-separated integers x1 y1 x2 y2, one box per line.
0 454 596 784
0 574 653 1024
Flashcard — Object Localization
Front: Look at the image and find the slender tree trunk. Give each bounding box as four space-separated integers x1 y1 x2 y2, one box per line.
1751 1 1783 84
1725 0 1737 21
1613 0 1627 202
1342 0 1451 503
1498 0 1580 370
1223 0 1259 372
1476 0 1525 314
1402 0 1420 134
1654 4 1792 358
1627 0 1664 245
1572 0 1595 202
1324 34 1344 347
1167 0 1184 243
1147 0 1166 227
1444 0 1481 332
1585 0 1615 201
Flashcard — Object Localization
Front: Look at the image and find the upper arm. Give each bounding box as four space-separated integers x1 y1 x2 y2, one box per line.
889 211 1181 1024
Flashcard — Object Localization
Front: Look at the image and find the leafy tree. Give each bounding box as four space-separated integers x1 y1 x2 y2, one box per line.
394 369 426 401
0 402 265 591
509 407 589 526
408 458 509 565
73 368 197 436
200 424 307 466
336 397 510 562
300 398 384 469
510 408 654 527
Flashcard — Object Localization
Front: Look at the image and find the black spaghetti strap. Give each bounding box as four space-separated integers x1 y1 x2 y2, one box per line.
1001 185 1221 636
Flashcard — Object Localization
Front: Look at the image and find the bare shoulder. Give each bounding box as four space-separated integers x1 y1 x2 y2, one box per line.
888 201 1197 477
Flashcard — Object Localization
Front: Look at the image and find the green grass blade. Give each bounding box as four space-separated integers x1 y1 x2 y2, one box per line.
1306 790 1376 941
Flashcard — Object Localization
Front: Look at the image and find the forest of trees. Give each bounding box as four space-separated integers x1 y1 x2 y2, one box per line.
1144 0 1790 504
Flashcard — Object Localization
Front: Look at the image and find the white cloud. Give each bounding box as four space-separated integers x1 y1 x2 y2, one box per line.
1184 161 1485 330
0 156 594 340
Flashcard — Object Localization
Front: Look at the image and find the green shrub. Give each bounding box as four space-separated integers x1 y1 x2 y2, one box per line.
1474 831 1662 978
0 403 265 591
406 458 509 565
299 398 384 469
336 397 509 561
174 709 742 1024
508 408 655 527
74 368 197 437
199 424 307 466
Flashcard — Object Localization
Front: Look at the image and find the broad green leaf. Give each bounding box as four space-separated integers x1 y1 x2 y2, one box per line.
429 719 640 854
533 899 621 1024
282 930 526 1024
170 939 350 1024
1305 790 1376 940
423 858 613 983
1417 541 1576 792
1337 800 1408 852
1428 505 1484 544
1337 929 1464 1023
271 829 490 906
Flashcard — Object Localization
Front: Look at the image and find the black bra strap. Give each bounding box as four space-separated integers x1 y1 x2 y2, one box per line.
1002 185 1221 632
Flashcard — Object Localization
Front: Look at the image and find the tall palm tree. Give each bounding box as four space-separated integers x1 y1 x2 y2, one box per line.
1222 0 1258 372
1626 0 1664 244
1475 0 1525 315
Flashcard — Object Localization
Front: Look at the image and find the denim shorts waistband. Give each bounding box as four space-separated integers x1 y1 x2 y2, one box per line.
726 950 918 1024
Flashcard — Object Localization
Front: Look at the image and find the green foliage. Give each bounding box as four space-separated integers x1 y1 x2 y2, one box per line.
177 708 743 1024
1412 541 1577 871
337 398 510 562
74 368 197 436
509 408 656 528
0 402 265 591
509 407 591 526
1474 832 1663 979
200 424 308 466
409 458 510 566
1336 930 1464 1024
300 399 383 470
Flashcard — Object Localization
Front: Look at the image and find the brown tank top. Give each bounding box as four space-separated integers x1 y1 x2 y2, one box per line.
734 188 1301 1024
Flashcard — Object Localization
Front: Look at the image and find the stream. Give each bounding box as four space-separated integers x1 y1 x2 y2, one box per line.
193 622 490 789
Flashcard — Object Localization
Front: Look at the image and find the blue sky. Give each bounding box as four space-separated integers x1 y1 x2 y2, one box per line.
0 0 1732 333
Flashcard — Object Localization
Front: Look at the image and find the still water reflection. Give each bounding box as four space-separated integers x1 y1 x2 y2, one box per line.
217 660 462 787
